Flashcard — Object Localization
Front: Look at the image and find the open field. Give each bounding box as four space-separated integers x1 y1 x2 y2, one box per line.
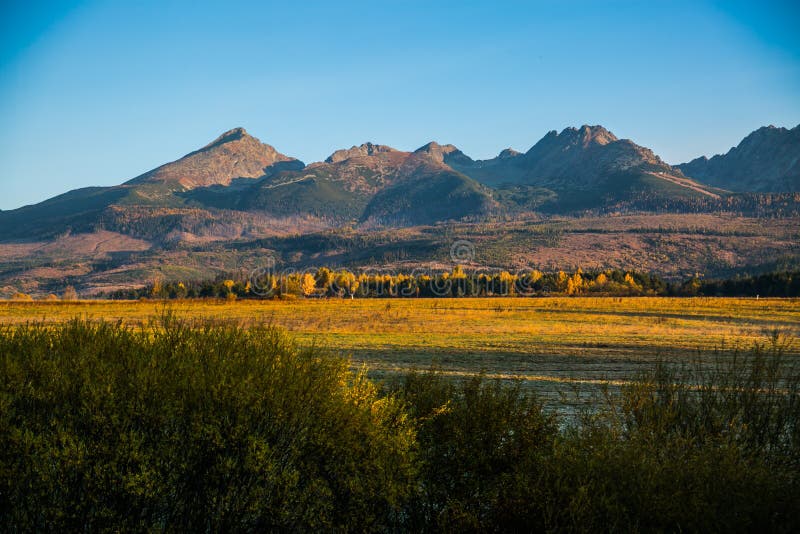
3 297 798 408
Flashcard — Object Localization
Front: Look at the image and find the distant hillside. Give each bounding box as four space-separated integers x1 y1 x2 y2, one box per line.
678 125 800 192
361 167 497 226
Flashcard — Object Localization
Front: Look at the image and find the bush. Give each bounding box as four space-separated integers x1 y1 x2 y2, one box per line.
0 316 416 531
558 335 800 532
395 371 559 531
394 337 800 532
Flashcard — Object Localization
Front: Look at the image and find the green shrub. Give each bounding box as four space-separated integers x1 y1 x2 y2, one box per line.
558 334 800 532
395 371 558 532
394 337 800 532
0 316 416 531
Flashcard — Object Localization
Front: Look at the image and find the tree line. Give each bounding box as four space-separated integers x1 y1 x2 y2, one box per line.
104 267 800 300
609 192 800 217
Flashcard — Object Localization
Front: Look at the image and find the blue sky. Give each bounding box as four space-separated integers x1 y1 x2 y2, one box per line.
1 0 798 210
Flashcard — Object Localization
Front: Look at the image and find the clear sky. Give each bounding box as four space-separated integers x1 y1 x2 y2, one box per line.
1 0 798 210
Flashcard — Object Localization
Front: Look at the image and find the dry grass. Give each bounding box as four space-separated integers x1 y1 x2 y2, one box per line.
2 297 797 389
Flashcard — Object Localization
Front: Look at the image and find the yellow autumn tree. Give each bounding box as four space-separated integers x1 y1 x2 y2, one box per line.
301 273 317 297
624 273 641 293
567 271 584 295
381 274 394 296
334 271 358 298
174 282 188 299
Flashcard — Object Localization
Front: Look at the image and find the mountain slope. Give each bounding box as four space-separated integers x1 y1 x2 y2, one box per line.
359 148 497 225
362 170 497 225
0 128 304 240
448 125 722 210
678 125 800 192
237 143 497 224
127 127 303 190
218 143 416 220
0 186 130 240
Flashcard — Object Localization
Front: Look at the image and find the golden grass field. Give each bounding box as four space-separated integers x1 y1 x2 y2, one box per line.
2 297 798 406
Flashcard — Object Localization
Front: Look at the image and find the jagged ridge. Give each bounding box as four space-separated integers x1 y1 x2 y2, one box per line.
678 124 800 192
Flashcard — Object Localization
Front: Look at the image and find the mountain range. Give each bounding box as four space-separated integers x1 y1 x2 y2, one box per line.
8 122 798 240
1 123 798 296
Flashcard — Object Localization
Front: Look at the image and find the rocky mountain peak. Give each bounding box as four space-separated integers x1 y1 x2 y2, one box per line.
198 127 252 151
497 148 521 159
566 125 618 147
415 141 473 166
325 142 398 163
126 127 298 189
415 141 459 155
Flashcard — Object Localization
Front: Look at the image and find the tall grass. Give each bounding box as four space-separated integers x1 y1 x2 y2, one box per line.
1 317 798 531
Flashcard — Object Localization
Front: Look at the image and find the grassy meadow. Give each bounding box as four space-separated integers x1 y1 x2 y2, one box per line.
2 296 798 408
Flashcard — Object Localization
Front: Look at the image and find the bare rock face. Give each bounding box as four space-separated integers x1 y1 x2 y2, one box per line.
447 124 672 190
324 142 398 164
520 125 659 178
551 124 619 148
414 141 475 167
678 125 800 192
127 127 301 189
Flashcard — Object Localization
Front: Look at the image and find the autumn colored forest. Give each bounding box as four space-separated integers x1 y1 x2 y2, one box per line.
94 267 800 301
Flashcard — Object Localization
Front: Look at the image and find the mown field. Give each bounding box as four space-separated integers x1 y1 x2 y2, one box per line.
3 297 798 408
